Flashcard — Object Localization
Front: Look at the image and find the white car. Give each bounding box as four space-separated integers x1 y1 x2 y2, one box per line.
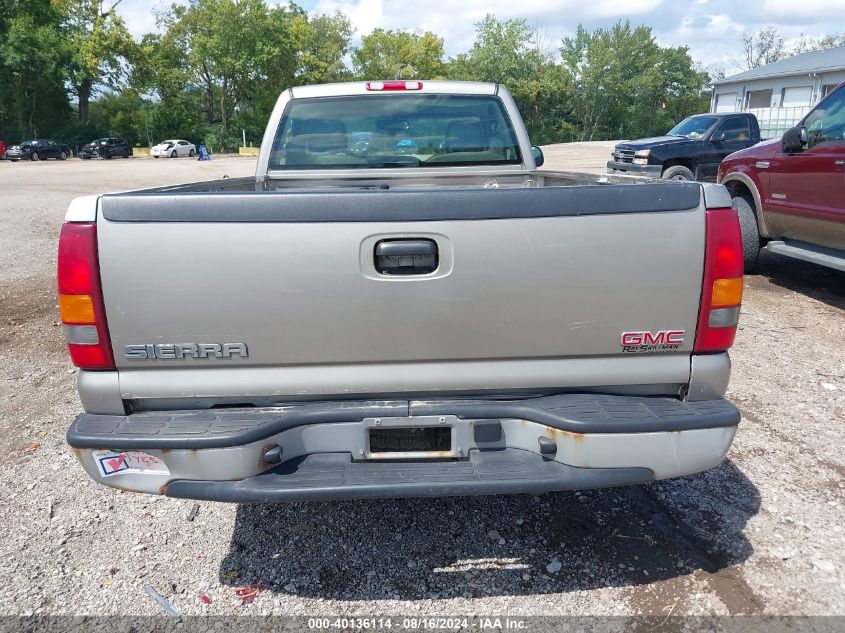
150 139 196 158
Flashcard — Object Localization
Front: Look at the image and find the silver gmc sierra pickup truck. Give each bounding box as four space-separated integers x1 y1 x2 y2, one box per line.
61 80 745 502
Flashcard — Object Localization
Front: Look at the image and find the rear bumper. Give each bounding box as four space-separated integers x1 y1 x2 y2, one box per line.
607 160 661 177
67 394 740 502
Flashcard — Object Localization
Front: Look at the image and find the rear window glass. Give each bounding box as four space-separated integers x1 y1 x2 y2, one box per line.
268 94 522 170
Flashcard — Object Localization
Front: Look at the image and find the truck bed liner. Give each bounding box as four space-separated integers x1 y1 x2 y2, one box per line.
163 448 653 502
67 394 740 450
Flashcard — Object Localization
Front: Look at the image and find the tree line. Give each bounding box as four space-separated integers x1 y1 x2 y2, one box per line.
0 1 839 149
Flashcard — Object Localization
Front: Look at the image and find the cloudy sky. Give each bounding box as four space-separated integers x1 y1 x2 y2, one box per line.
119 0 845 76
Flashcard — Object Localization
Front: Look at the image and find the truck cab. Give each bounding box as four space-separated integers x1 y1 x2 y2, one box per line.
719 82 845 272
608 113 761 182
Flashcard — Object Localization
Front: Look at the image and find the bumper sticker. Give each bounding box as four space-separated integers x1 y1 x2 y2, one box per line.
93 450 169 478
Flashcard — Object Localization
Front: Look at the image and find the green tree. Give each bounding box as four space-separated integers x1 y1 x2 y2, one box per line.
60 0 137 123
449 16 541 83
89 89 146 144
127 31 209 146
159 0 302 143
648 49 710 135
352 29 445 79
509 64 574 144
296 11 355 84
448 16 573 143
561 21 707 141
0 0 70 138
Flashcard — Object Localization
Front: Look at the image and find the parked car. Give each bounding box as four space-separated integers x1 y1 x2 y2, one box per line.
150 139 195 158
5 139 72 161
80 137 132 160
608 113 761 182
719 82 845 272
60 80 743 503
0 139 5 159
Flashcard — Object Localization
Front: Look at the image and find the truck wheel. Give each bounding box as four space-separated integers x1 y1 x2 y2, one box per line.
661 165 694 181
30 152 40 161
59 151 68 160
189 149 195 157
732 195 760 273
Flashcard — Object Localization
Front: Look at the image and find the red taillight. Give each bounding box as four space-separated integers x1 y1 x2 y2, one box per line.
366 80 423 91
57 222 115 370
694 208 744 353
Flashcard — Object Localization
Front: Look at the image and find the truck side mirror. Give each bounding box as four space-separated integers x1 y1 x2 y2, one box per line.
531 145 544 167
782 126 808 153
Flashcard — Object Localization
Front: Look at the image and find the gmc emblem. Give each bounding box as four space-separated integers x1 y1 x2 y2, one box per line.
621 330 685 353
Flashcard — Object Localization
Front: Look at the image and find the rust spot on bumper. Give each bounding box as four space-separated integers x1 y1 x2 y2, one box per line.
545 427 584 441
258 444 281 471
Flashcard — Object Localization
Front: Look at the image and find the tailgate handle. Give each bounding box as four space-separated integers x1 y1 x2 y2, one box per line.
374 239 439 275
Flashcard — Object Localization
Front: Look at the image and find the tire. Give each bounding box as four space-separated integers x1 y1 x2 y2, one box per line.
59 151 67 160
732 195 761 273
30 152 40 161
189 149 195 157
661 164 695 181
106 152 112 159
171 150 177 158
153 155 159 158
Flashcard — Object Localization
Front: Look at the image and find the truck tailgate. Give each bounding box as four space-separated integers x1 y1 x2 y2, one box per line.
96 183 705 402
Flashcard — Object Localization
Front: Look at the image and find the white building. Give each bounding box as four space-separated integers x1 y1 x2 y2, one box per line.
711 46 845 139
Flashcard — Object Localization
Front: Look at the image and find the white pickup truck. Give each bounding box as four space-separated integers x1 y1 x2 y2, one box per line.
61 80 744 502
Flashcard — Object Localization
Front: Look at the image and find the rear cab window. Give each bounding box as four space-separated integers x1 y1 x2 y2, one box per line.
714 117 752 141
268 94 523 170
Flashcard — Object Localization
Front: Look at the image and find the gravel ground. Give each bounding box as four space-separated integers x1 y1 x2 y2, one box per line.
0 151 842 620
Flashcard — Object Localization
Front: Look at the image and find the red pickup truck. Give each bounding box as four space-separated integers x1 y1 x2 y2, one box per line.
0 139 5 159
718 82 845 272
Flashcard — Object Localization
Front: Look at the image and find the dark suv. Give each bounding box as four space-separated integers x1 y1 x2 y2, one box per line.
608 113 761 181
79 137 132 159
